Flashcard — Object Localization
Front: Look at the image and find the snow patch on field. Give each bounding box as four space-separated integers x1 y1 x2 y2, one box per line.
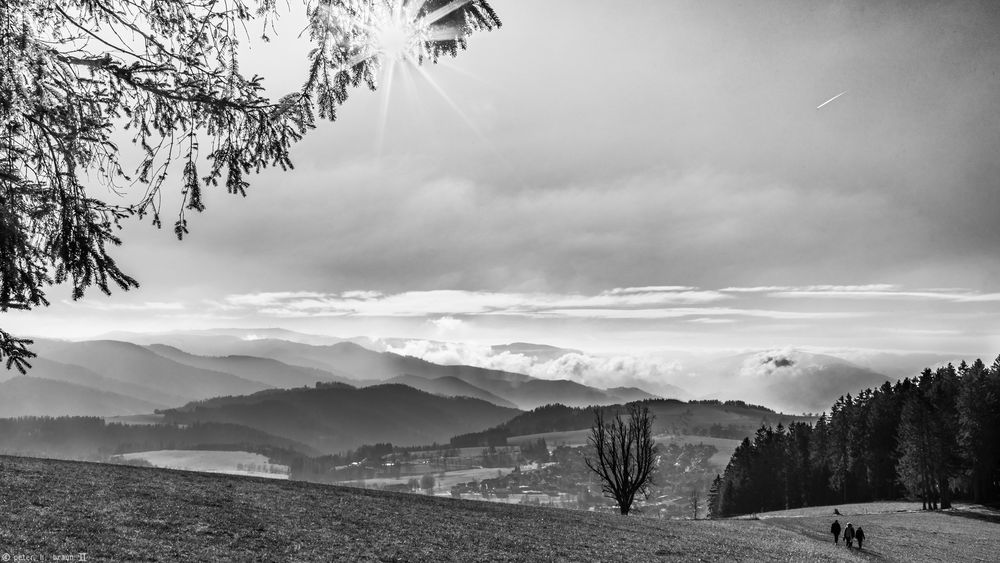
117 449 289 479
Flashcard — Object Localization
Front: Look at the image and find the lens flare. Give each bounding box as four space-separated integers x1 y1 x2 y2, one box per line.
310 0 499 150
317 0 479 71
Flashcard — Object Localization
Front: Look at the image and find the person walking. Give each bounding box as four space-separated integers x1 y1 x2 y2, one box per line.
844 523 855 549
831 519 841 544
855 527 865 550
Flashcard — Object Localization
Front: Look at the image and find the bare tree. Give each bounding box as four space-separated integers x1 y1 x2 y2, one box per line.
584 404 657 515
689 484 700 520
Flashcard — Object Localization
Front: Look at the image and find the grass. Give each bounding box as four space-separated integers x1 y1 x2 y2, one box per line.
755 502 1000 562
0 455 997 562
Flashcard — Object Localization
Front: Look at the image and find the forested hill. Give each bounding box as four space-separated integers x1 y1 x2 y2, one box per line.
160 383 520 453
710 356 1000 517
450 399 808 447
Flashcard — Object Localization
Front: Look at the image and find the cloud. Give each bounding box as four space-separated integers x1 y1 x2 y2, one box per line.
535 307 867 320
720 285 1000 303
380 338 687 395
219 287 735 319
737 349 803 379
428 316 465 334
608 286 698 294
769 288 1000 302
722 285 899 293
66 300 186 312
687 318 736 324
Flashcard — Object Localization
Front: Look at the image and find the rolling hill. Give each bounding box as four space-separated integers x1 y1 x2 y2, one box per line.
0 376 161 417
160 384 522 453
29 339 271 405
604 386 661 403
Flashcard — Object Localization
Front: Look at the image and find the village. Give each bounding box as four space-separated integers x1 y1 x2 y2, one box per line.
302 438 721 517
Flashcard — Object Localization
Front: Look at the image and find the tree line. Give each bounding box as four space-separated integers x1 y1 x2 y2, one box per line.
708 356 1000 517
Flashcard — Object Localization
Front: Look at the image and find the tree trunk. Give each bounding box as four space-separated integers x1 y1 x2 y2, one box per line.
938 476 951 509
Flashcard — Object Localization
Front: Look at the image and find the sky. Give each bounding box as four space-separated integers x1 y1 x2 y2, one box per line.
7 0 1000 358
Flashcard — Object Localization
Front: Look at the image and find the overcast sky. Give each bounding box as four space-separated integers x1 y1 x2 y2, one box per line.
8 0 1000 356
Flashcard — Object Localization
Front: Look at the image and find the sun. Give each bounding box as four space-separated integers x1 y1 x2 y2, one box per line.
315 0 484 70
370 3 432 62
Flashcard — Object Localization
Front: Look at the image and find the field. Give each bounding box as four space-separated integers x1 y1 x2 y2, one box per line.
117 450 289 479
103 414 166 426
337 465 524 492
508 429 590 447
0 455 997 562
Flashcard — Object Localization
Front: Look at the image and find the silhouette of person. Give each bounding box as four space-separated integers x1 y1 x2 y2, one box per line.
844 523 855 549
831 519 841 544
855 527 865 550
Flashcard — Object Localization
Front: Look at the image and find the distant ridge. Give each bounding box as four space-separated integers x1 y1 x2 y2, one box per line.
146 344 354 389
379 374 520 409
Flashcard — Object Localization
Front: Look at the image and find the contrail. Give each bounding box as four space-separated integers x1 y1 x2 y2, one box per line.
816 91 847 109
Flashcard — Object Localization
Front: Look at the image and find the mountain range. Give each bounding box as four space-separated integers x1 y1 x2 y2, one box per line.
9 336 667 436
9 331 938 430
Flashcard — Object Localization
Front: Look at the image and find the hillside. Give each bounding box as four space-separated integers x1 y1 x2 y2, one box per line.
2 456 996 561
604 386 661 403
379 374 519 408
160 384 521 453
0 357 176 408
0 377 161 417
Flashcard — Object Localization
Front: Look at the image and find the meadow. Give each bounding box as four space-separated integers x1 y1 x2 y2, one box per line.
1 455 996 561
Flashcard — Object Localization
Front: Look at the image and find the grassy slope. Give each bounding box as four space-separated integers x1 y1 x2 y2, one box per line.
1 456 997 562
754 502 1000 563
